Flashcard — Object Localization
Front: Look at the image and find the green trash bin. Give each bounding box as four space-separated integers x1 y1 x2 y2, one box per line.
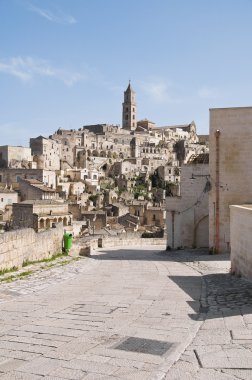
63 233 73 253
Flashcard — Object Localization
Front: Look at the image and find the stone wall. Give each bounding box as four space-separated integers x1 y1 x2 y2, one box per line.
166 163 209 249
101 235 166 249
230 205 252 279
0 146 32 166
0 223 63 270
71 233 166 256
0 169 56 189
209 107 252 253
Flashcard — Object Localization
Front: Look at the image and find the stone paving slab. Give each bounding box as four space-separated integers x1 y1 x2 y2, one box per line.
0 247 252 379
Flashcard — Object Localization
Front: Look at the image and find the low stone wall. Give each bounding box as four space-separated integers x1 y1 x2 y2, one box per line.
71 233 166 256
71 238 98 257
230 205 252 279
101 235 166 248
0 224 63 270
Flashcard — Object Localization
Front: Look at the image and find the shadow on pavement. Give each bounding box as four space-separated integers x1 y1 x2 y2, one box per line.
170 273 252 320
92 247 252 320
92 247 229 264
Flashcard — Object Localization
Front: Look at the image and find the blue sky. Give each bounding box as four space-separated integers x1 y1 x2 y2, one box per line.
1 0 252 146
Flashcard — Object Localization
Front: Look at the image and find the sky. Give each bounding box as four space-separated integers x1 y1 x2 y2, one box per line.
1 0 252 146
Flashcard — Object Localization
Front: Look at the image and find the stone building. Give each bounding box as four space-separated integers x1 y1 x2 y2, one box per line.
166 153 209 249
0 187 18 223
157 165 180 184
13 200 72 231
30 136 61 170
209 107 252 253
81 210 107 231
19 179 59 201
122 82 137 131
0 145 33 168
0 168 56 190
136 119 156 132
129 200 165 228
22 84 208 181
144 206 166 228
0 187 18 211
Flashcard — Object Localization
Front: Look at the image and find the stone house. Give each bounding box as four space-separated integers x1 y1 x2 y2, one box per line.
110 203 129 217
129 200 149 224
58 182 85 200
19 179 59 201
30 136 61 170
0 187 18 211
0 145 33 168
117 175 137 192
128 200 165 228
81 210 107 231
157 165 180 184
136 119 156 131
13 200 72 231
144 206 165 228
103 190 118 206
0 168 56 190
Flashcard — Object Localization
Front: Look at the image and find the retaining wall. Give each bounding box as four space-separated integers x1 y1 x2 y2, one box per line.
0 224 63 270
230 205 252 279
71 234 166 256
101 236 166 248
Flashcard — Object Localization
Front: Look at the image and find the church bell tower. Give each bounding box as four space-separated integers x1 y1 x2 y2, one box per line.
122 81 137 131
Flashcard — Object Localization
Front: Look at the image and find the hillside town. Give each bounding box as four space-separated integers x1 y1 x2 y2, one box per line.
0 82 209 240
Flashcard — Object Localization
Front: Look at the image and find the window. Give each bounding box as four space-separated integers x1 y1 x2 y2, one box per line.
1 198 3 202
125 115 128 120
133 115 135 120
153 214 156 221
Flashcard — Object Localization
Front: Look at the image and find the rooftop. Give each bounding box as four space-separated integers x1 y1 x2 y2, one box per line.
187 153 209 164
17 200 64 205
21 179 57 193
0 187 16 194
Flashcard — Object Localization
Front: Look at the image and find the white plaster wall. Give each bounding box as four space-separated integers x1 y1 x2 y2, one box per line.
230 205 252 279
209 107 252 253
166 163 209 249
0 191 18 211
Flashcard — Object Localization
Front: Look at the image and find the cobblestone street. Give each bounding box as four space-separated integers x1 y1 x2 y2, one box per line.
0 246 251 379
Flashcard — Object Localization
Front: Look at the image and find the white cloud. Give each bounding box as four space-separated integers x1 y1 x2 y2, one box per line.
140 79 186 104
0 56 85 86
27 3 76 25
140 81 170 102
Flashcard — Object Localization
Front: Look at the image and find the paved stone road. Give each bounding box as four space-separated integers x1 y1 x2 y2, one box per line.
0 246 251 379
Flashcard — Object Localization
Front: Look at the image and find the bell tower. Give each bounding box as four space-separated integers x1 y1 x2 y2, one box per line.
122 81 137 131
